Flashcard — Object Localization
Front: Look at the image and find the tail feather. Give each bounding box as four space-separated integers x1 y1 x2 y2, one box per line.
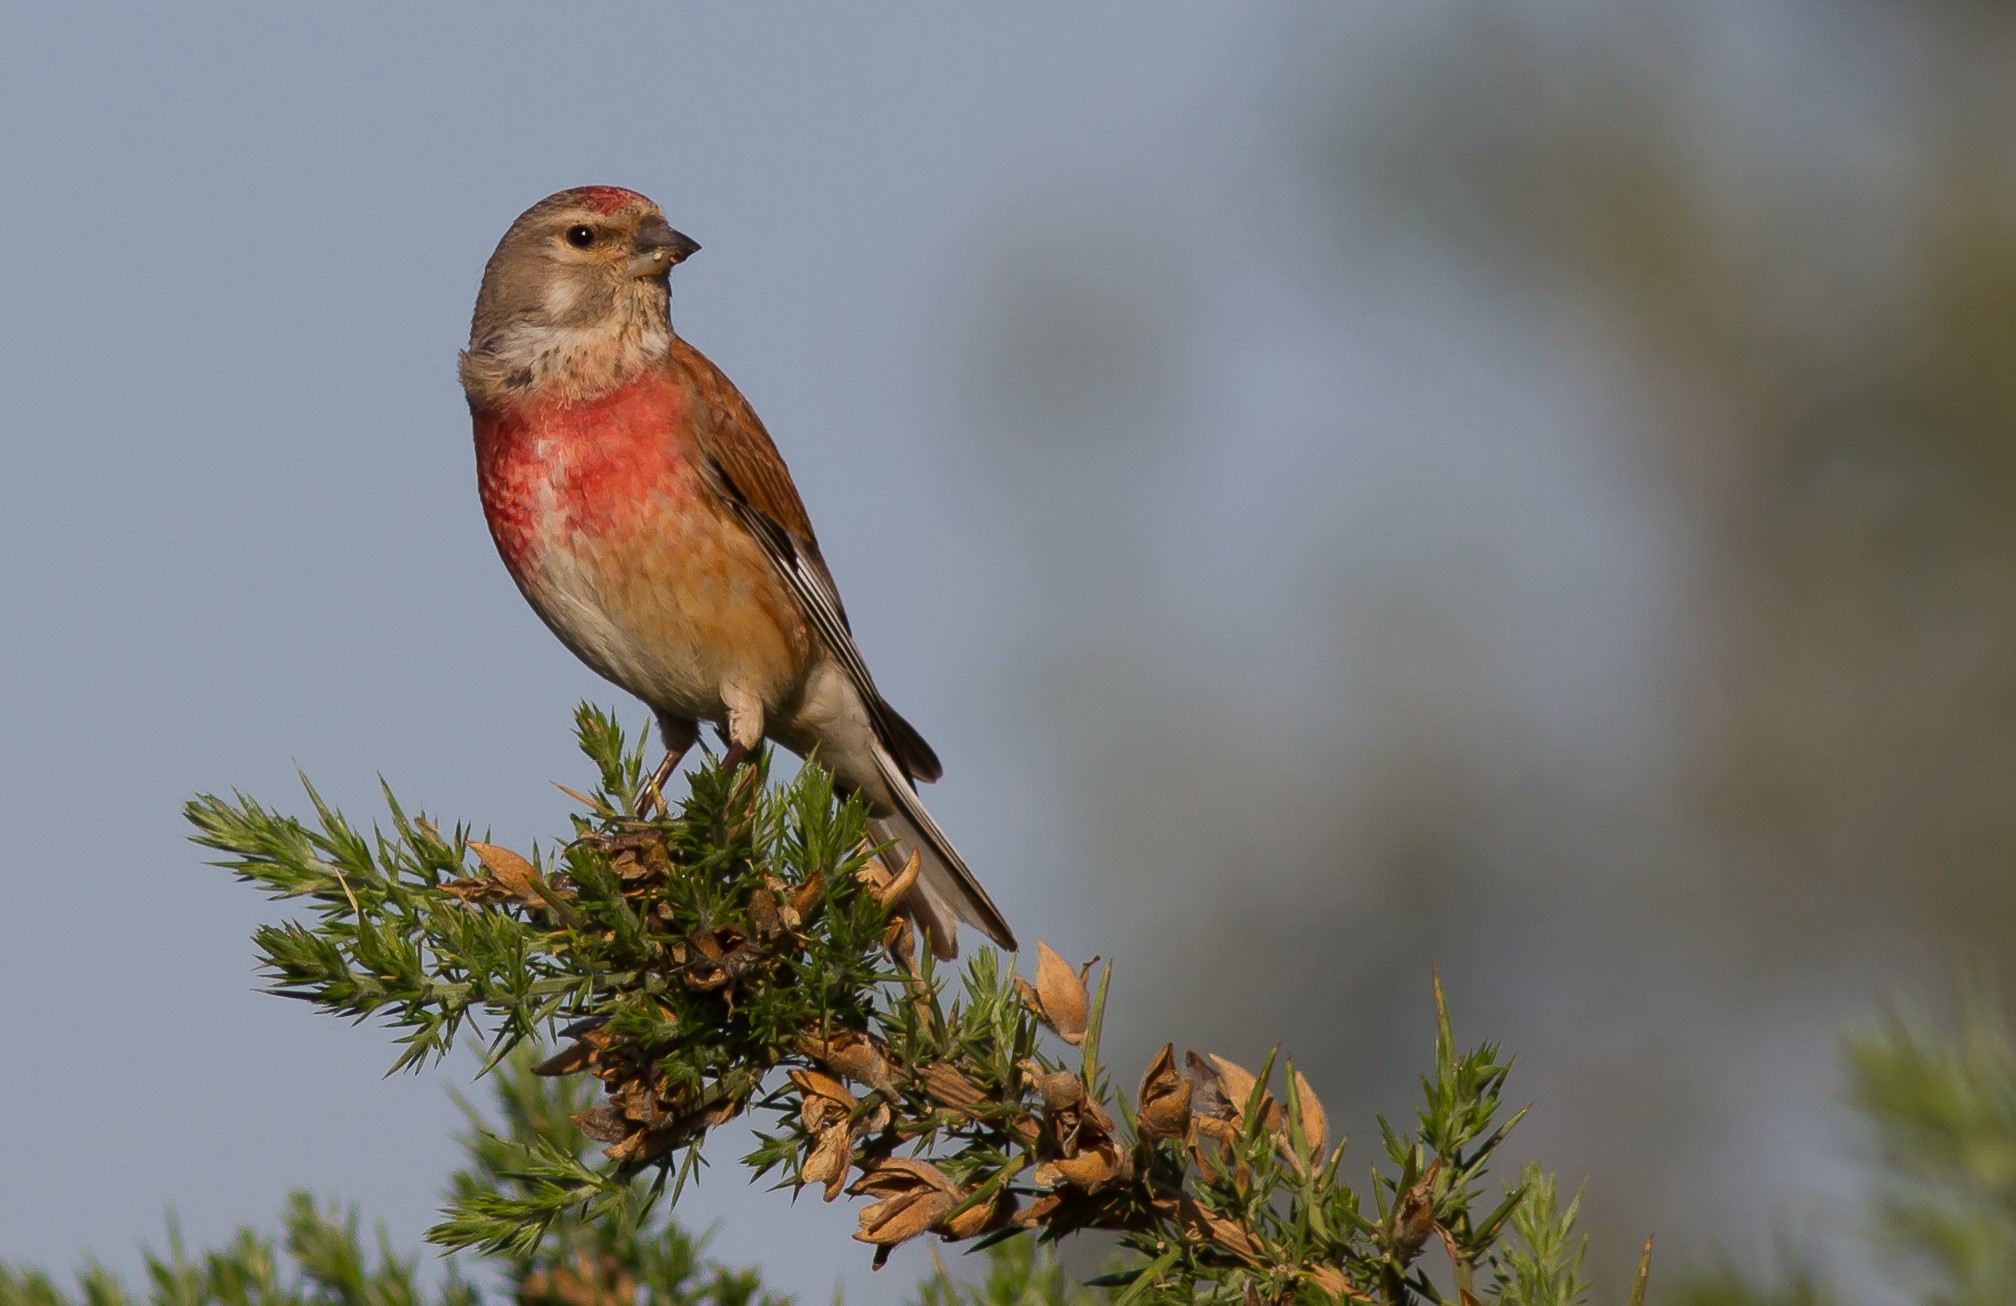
877 701 942 784
869 744 1017 958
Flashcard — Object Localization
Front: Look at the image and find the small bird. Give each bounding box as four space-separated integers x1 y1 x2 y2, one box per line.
461 185 1015 958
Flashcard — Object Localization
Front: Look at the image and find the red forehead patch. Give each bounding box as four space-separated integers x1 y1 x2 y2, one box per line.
563 185 650 214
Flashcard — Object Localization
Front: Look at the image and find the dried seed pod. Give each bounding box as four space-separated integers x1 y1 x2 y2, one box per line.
1035 1070 1085 1111
874 849 922 909
801 1125 852 1200
603 1094 740 1167
784 867 824 926
1286 1061 1328 1158
682 925 764 991
1185 1050 1240 1143
849 1158 958 1249
466 841 543 905
1033 942 1089 1045
569 1104 631 1145
800 1028 894 1092
1207 1054 1260 1117
790 1068 878 1201
521 1249 635 1306
916 1064 988 1117
1012 1191 1063 1228
1389 1158 1441 1260
749 882 784 939
534 1029 607 1078
438 875 518 906
937 1186 1011 1239
1035 1088 1128 1193
1178 1194 1263 1264
882 913 917 965
1136 1043 1193 1140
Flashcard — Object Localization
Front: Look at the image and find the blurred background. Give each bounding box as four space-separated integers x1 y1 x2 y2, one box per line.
1 3 2010 1300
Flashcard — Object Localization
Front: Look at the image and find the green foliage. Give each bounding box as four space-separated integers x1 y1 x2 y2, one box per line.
1848 989 2016 1304
1663 986 2016 1306
0 1052 768 1306
905 1240 1102 1306
163 706 1640 1304
0 1199 456 1306
1486 1169 1593 1306
1661 1266 1831 1306
444 1049 779 1306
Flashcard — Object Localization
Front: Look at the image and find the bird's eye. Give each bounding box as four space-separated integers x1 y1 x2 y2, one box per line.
564 225 596 249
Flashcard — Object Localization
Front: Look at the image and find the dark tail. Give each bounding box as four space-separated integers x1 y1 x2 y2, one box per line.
869 741 1017 959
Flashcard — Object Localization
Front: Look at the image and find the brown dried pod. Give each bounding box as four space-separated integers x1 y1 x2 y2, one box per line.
1185 1050 1240 1144
882 913 917 965
1035 1070 1086 1111
1136 1043 1193 1140
603 1094 740 1167
800 1028 894 1092
465 841 543 905
534 1026 611 1078
569 1104 632 1145
682 925 764 992
916 1064 988 1117
801 1125 852 1201
1207 1054 1262 1119
936 1186 1012 1239
852 854 894 896
791 1068 882 1202
1389 1157 1441 1260
1288 1063 1328 1157
1011 1191 1064 1229
1032 942 1089 1045
1051 1147 1123 1188
875 849 922 909
1178 1193 1263 1264
1304 1265 1354 1301
438 876 517 906
592 831 670 885
748 882 784 940
1035 1092 1129 1192
849 1158 958 1249
791 1068 856 1114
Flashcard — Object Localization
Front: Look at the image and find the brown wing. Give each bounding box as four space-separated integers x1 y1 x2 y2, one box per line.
669 336 943 783
670 335 820 544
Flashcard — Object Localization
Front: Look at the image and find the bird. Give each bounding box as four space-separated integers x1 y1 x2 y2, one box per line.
460 185 1015 958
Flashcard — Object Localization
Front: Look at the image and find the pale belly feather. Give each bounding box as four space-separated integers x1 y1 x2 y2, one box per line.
514 480 813 725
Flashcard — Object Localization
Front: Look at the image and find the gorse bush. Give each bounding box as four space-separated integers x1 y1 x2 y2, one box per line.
0 1048 776 1306
5 709 2011 1303
16 707 1660 1303
1665 983 2016 1306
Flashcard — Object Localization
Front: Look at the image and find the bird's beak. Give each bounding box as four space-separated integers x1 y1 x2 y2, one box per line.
629 219 700 278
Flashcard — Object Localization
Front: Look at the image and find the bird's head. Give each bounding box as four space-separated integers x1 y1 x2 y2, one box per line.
462 187 700 407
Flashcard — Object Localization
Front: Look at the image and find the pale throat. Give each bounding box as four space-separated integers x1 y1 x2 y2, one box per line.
463 291 673 407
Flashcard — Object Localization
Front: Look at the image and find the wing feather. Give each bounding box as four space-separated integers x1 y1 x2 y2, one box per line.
671 337 942 783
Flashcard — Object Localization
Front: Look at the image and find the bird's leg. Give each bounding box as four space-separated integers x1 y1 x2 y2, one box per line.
636 752 682 818
720 686 765 771
635 714 700 819
718 686 766 812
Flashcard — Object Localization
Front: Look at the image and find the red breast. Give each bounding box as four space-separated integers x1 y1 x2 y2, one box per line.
471 367 814 714
473 371 700 583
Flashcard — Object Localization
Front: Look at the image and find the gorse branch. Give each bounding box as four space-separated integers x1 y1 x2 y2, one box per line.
184 705 1647 1305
